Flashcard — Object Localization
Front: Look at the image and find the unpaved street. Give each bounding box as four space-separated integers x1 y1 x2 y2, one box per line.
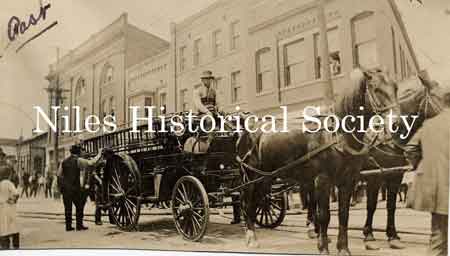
14 196 431 255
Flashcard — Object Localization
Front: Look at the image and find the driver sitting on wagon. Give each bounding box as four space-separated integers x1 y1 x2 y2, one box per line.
193 70 218 119
191 70 241 225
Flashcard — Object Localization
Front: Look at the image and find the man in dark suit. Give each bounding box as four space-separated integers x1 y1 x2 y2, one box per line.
57 145 102 231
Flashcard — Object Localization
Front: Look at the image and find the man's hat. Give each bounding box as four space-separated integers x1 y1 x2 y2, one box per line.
70 144 82 155
201 70 215 79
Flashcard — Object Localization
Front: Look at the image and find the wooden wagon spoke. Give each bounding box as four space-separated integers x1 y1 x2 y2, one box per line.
177 188 188 203
191 210 204 221
191 217 199 235
192 213 203 229
180 183 189 202
267 209 275 224
125 198 137 209
269 206 280 219
270 200 282 211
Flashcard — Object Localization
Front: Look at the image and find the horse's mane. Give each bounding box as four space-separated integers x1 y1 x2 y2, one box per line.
334 69 368 119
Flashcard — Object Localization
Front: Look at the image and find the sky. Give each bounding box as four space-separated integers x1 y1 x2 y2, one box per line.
0 0 449 140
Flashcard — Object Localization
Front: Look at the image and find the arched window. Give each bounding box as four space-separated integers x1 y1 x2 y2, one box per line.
101 63 114 85
75 78 86 97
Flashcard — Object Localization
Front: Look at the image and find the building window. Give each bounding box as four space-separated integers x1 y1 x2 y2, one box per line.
212 29 222 57
314 27 342 79
144 97 153 117
109 97 115 116
160 93 167 114
82 107 87 128
180 89 188 112
75 78 86 100
193 39 202 66
391 27 398 75
101 99 107 118
231 71 242 103
179 46 187 71
284 39 307 87
230 21 240 50
256 47 272 94
352 12 378 69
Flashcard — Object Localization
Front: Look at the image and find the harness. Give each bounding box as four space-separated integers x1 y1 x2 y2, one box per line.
235 79 400 183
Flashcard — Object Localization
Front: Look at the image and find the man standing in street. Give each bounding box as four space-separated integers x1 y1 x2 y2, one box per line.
57 145 103 231
406 87 450 256
20 170 29 198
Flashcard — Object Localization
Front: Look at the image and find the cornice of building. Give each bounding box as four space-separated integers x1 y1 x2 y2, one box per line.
127 49 170 74
50 13 129 74
174 0 230 31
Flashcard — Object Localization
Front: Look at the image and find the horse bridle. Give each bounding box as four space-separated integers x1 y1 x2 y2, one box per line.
365 87 444 158
365 80 399 115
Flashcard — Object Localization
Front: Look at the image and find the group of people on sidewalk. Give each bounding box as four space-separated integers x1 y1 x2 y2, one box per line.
20 172 56 199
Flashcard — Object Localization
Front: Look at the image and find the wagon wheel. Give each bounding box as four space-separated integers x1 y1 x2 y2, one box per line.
172 176 209 241
255 192 287 228
107 153 142 231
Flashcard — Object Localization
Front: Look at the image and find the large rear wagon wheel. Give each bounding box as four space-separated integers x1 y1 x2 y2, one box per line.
255 192 287 228
107 153 142 231
172 176 209 241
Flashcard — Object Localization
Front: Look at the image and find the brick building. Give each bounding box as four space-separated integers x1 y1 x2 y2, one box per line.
45 13 169 171
169 0 419 115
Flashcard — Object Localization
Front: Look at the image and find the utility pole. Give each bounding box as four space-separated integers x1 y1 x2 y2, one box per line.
317 0 334 106
45 47 67 175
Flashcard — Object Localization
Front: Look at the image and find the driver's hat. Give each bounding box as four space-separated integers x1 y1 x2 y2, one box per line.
200 70 215 79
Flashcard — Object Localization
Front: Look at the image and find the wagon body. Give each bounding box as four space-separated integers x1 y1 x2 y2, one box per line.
80 115 287 240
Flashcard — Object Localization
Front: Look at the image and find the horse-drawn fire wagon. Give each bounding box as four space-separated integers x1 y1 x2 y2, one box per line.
80 113 287 241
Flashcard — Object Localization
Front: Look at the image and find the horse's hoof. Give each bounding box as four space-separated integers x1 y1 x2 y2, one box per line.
364 241 380 250
245 230 259 249
337 248 351 256
364 233 376 242
307 229 318 239
248 241 260 249
389 239 405 249
319 249 330 255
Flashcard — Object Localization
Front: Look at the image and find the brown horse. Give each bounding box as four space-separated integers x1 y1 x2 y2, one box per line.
236 68 400 255
362 76 447 250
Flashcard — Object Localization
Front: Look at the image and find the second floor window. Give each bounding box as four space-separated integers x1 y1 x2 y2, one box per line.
352 12 378 69
284 39 307 87
180 46 187 71
314 27 342 79
193 39 202 66
230 21 240 50
213 29 222 57
256 48 272 94
231 71 242 103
